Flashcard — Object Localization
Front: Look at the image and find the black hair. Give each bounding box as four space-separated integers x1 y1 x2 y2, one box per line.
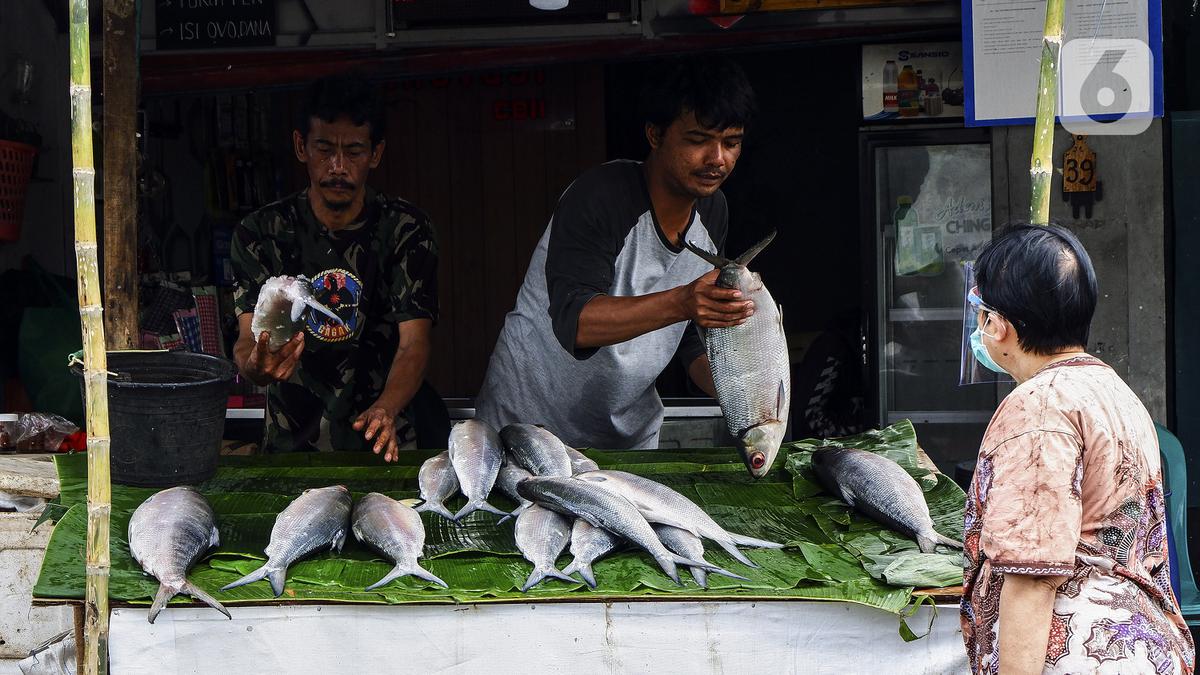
974 223 1098 355
638 56 757 134
298 74 386 147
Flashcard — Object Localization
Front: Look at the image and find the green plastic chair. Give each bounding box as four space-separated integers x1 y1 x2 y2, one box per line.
1157 423 1200 625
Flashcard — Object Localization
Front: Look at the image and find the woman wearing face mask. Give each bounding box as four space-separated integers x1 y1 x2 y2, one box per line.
959 224 1194 675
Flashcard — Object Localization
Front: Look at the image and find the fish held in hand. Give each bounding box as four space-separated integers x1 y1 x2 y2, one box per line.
251 274 345 350
413 451 460 521
220 485 352 597
811 447 962 554
352 493 446 590
128 486 229 624
683 232 790 479
514 504 578 591
448 419 507 521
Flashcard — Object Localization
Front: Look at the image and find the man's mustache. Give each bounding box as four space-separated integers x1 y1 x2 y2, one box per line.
320 179 355 190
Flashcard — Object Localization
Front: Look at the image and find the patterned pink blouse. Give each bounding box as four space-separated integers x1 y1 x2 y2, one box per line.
961 356 1194 674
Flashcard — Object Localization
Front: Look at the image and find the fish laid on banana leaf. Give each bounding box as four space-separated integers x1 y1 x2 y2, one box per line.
514 504 578 591
221 485 352 597
414 450 460 521
250 274 345 350
517 476 721 585
683 232 790 478
352 493 446 591
574 469 782 568
448 419 508 521
560 519 623 589
652 524 748 588
127 486 229 623
810 447 962 554
500 423 573 478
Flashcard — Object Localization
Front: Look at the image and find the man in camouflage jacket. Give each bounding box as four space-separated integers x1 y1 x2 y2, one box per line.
232 75 438 461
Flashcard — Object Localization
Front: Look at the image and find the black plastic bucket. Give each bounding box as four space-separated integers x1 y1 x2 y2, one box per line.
73 351 235 487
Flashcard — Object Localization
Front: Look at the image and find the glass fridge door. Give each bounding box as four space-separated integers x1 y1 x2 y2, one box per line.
868 132 1000 473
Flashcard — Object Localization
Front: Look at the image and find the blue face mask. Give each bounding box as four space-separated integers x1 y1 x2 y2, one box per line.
970 315 1008 374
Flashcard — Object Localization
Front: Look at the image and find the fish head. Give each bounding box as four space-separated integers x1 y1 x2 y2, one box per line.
809 447 848 486
739 422 787 478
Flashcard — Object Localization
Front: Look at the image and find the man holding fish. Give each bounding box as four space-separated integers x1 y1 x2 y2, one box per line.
232 74 438 461
476 57 776 462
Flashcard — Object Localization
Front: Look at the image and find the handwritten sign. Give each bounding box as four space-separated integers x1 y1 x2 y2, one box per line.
156 0 276 51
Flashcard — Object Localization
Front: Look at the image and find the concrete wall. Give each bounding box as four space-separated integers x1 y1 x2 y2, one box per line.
0 0 75 277
991 120 1168 421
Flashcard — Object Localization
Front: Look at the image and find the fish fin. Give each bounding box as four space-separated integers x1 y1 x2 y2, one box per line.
364 563 447 591
656 556 682 585
208 525 220 549
180 580 231 620
412 564 449 589
681 240 731 268
673 554 735 575
937 533 964 549
220 563 286 598
704 563 750 583
305 297 345 327
562 560 597 589
713 538 758 568
478 500 512 518
838 485 858 509
690 567 709 589
776 379 787 420
290 297 307 323
726 532 785 549
734 231 777 267
498 502 531 525
415 501 457 522
331 528 346 552
147 583 179 624
918 532 964 553
397 498 422 508
521 566 578 592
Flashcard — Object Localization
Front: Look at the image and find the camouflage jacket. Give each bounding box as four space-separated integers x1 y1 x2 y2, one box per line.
232 188 438 453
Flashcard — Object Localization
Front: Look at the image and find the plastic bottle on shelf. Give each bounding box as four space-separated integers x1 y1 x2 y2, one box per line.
882 60 899 113
898 65 920 118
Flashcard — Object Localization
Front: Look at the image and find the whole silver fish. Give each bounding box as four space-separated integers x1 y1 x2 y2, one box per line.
448 419 507 521
220 485 352 597
575 469 782 568
495 456 534 524
652 524 748 588
560 519 623 589
413 451 459 521
128 486 229 623
250 274 345 350
499 424 573 477
517 476 719 585
566 447 599 474
514 504 578 591
811 447 962 553
684 233 791 478
352 493 446 590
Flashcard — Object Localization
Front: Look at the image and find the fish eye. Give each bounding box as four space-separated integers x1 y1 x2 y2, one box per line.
751 453 766 469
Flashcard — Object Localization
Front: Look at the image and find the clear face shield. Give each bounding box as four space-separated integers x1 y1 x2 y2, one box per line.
959 261 1014 385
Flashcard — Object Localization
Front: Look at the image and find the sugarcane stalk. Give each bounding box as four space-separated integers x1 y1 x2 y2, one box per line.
70 0 112 672
1029 0 1065 225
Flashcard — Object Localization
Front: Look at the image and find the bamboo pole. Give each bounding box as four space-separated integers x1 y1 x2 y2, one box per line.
1029 0 1065 225
102 0 139 350
70 0 113 672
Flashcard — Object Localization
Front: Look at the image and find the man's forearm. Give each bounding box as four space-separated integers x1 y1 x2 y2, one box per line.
998 573 1065 675
687 355 716 397
576 289 687 349
374 344 429 417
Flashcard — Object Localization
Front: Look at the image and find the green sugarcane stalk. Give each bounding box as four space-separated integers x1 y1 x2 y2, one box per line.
1030 0 1065 225
70 0 112 672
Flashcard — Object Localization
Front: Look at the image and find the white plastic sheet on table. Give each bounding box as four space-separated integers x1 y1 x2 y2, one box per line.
110 600 968 674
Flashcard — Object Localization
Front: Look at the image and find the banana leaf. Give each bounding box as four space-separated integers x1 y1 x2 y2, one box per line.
34 421 962 617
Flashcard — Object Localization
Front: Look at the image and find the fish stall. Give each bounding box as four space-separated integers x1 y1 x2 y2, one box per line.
30 420 970 673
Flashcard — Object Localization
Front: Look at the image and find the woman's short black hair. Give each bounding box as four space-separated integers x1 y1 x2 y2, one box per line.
638 57 757 134
298 74 386 147
975 223 1098 355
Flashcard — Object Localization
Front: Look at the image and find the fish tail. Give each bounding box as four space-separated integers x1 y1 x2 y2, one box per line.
477 500 511 518
690 567 709 589
451 502 477 522
704 562 750 583
364 562 447 591
918 532 964 553
521 566 578 592
415 500 457 522
561 559 598 589
714 538 758 568
726 532 785 549
657 555 682 585
180 580 231 620
220 563 286 597
937 533 964 549
673 554 732 575
147 582 179 624
498 502 531 525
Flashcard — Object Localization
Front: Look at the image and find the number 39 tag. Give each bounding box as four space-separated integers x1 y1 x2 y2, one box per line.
1063 135 1096 193
1061 38 1153 136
